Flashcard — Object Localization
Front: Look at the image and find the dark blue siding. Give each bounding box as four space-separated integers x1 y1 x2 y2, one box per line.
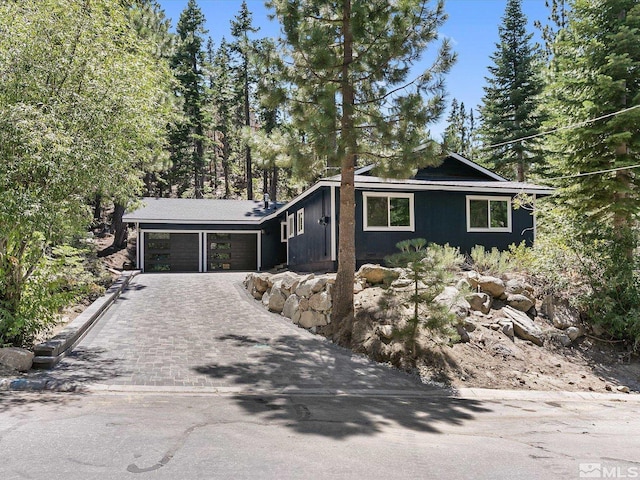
354 190 534 266
287 187 334 272
413 157 496 181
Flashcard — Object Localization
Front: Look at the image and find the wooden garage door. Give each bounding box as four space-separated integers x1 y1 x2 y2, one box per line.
207 233 257 271
144 232 199 272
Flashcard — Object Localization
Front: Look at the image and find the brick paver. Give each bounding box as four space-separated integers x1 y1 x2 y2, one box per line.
42 273 436 393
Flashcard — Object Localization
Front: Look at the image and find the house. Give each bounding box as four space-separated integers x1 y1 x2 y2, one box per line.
123 153 553 273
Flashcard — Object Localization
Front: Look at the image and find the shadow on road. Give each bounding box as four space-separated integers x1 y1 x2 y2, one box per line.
193 333 492 438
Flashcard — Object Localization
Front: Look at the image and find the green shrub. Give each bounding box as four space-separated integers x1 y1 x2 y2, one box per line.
385 239 458 356
0 240 108 347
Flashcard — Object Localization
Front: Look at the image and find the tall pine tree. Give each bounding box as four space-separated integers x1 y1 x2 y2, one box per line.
478 0 543 181
231 1 259 200
170 0 210 198
268 0 454 330
546 0 640 234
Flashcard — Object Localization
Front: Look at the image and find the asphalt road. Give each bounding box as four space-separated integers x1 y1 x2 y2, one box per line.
1 390 639 480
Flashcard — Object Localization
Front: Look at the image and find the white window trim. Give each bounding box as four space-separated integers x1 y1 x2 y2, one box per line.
466 195 512 233
287 213 295 238
297 208 305 235
362 191 415 232
280 221 288 242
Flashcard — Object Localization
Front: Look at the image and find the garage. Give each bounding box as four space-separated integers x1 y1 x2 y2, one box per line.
207 233 257 271
143 232 200 272
123 197 286 273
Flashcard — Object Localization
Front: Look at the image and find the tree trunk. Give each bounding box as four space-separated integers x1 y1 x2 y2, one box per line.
111 202 128 250
244 57 253 200
93 194 102 225
270 165 278 202
331 0 356 331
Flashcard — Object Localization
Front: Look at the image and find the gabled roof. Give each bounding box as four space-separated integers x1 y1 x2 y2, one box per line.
123 197 283 224
265 153 553 221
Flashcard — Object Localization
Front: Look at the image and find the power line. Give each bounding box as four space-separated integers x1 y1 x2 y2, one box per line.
482 104 640 150
544 163 640 181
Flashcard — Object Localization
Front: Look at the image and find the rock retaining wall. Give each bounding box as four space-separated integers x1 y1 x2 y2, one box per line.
246 264 584 346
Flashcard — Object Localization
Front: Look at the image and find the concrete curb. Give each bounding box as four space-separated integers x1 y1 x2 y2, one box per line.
31 271 139 369
456 387 640 402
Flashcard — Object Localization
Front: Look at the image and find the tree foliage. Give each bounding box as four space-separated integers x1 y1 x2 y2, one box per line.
545 0 640 232
478 0 544 181
267 0 455 330
442 98 477 159
0 0 172 346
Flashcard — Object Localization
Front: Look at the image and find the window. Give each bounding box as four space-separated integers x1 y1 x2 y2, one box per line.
466 196 511 232
297 209 305 235
280 222 287 242
363 192 414 231
287 213 295 238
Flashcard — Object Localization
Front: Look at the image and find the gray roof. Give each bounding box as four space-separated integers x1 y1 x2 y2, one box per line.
122 198 282 224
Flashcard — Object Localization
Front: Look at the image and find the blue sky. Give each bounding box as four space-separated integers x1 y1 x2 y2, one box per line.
158 0 549 137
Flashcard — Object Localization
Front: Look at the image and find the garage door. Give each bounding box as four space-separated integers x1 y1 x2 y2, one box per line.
207 233 257 271
144 232 199 272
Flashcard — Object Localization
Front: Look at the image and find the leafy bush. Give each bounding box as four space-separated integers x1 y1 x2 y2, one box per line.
0 240 108 348
469 245 515 275
576 228 640 349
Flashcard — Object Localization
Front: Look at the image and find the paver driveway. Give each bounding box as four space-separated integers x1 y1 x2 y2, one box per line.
45 273 438 393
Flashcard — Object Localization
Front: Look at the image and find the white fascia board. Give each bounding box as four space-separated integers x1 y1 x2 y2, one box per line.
447 152 508 182
353 181 553 196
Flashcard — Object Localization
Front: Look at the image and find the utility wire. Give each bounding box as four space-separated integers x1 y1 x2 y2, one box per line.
482 104 640 150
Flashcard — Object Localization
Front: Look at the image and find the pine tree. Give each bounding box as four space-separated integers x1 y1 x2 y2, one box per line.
231 1 259 200
546 0 640 234
170 0 210 198
442 98 476 158
211 39 238 198
478 0 544 181
534 0 568 60
267 0 455 331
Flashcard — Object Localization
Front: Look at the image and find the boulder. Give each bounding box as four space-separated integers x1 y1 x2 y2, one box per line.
505 279 535 299
299 297 310 312
566 326 584 342
282 294 300 319
549 332 572 347
271 279 291 298
463 318 477 332
499 320 514 340
308 291 332 312
467 292 492 314
252 288 263 300
267 272 299 291
295 280 314 298
253 273 271 293
541 295 581 330
376 325 395 340
435 286 470 320
478 276 506 298
353 280 365 294
506 293 534 313
0 347 34 372
456 323 470 343
267 288 287 313
466 271 481 290
261 290 271 307
502 306 544 346
356 264 399 285
299 310 329 329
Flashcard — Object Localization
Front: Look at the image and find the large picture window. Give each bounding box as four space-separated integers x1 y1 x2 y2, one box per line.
466 196 511 232
363 192 414 231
